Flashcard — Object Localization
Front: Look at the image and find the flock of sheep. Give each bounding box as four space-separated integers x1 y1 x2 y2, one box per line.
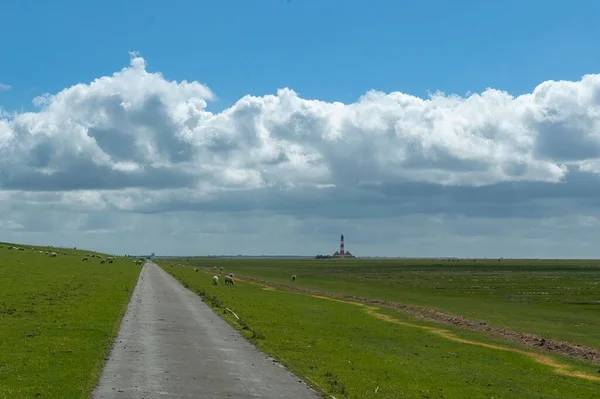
4 244 301 288
205 266 297 286
81 254 116 264
2 245 128 268
3 246 300 286
4 244 301 290
188 265 297 287
4 245 97 260
211 274 235 286
5 246 26 251
207 266 236 286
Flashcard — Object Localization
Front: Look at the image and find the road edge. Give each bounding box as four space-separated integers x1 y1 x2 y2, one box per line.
88 261 147 399
156 263 328 399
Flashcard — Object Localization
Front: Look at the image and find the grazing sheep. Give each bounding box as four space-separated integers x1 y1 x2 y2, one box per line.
212 275 219 285
100 259 106 264
229 273 234 278
224 275 235 285
49 252 57 257
194 268 199 272
82 257 89 262
220 266 223 271
292 274 296 281
108 259 113 264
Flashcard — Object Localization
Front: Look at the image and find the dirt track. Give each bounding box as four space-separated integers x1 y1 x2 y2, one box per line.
231 273 600 367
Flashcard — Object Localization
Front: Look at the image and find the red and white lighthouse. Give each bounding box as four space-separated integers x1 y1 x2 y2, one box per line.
332 234 354 258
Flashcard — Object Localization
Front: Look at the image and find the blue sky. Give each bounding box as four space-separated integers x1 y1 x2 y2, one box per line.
3 0 600 112
2 1 600 257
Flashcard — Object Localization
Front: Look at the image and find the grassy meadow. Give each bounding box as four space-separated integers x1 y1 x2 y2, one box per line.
0 243 142 398
159 258 600 399
167 257 600 349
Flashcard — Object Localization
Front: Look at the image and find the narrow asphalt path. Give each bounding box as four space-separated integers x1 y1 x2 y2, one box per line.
92 261 321 398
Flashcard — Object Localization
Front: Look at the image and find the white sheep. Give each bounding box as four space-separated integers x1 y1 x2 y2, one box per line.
224 275 235 285
194 268 199 272
212 275 219 285
229 273 234 278
49 252 57 257
292 274 296 281
82 256 89 262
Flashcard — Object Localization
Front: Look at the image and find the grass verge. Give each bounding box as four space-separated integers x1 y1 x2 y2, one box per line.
0 243 142 398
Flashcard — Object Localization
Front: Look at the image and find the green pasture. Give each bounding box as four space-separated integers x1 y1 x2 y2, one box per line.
0 243 141 398
166 257 600 350
161 263 600 399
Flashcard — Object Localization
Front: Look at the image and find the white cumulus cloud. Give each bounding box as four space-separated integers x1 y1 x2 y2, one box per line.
1 52 600 257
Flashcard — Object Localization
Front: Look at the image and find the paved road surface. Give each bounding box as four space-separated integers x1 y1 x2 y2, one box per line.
92 262 321 398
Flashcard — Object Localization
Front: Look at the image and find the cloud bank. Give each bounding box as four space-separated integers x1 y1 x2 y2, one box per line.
1 53 600 257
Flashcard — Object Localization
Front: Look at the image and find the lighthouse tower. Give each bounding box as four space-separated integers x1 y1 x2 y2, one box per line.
331 234 354 258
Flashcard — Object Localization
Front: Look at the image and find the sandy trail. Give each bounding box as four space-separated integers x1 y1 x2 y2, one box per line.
92 262 320 399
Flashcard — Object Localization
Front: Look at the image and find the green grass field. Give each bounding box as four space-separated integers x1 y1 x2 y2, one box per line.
0 243 141 398
159 258 600 399
168 257 600 350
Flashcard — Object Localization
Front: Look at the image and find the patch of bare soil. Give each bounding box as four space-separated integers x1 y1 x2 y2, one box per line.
234 273 600 366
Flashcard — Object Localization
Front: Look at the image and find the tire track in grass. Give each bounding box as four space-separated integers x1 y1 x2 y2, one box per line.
225 273 600 383
227 272 600 366
310 295 600 383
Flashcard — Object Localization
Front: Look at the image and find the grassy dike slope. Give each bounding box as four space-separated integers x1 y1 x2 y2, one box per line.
161 263 600 399
0 244 141 398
